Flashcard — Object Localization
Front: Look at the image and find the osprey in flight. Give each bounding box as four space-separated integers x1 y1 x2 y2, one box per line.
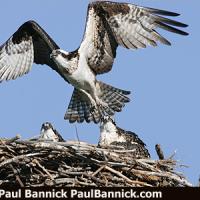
0 1 188 123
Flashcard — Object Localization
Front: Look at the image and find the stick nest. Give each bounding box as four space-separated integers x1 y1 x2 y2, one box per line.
0 136 192 187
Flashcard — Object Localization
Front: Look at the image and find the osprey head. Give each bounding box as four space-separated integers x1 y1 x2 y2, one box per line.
50 49 71 68
41 122 53 132
50 49 69 59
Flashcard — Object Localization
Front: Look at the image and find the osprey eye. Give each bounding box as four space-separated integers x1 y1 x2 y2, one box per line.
61 52 68 59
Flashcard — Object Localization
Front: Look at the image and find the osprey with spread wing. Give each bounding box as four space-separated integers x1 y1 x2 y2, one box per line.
0 1 188 123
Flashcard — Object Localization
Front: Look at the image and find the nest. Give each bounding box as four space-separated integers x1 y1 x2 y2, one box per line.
0 135 192 187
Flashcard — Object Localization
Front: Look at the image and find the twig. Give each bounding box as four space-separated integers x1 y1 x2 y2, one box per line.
83 172 108 186
33 142 68 152
168 150 177 160
5 135 21 144
45 178 75 186
9 164 24 187
92 165 105 177
104 166 153 187
33 159 54 180
130 168 192 187
135 160 161 172
75 125 80 144
0 153 42 168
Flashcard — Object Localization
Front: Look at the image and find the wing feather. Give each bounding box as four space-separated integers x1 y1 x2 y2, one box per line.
80 1 188 75
0 20 63 82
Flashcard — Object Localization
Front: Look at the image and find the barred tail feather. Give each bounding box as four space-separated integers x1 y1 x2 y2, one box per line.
64 82 131 124
98 81 131 113
64 89 101 124
65 89 80 123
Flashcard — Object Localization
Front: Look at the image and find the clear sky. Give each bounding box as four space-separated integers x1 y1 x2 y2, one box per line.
0 0 199 185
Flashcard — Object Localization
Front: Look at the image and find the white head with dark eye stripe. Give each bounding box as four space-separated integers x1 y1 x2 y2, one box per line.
40 122 63 142
50 49 70 68
41 122 53 132
50 49 69 59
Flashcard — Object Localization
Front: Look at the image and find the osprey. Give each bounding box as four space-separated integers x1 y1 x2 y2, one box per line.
39 122 65 142
0 1 188 123
99 116 150 158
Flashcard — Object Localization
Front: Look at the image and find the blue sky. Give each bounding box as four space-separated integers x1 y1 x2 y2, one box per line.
0 0 199 185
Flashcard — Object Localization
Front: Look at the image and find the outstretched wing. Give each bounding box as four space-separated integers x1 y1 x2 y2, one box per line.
0 20 62 82
79 1 188 75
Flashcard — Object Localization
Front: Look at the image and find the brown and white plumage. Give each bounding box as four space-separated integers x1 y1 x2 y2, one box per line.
99 116 150 158
80 1 188 75
65 1 188 123
39 122 65 142
0 21 67 82
0 1 188 123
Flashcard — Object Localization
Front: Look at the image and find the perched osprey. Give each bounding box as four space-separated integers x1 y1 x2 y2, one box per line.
0 1 188 123
99 116 150 158
39 122 65 142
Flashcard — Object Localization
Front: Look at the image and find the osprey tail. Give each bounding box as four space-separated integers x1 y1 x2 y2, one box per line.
64 81 131 124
